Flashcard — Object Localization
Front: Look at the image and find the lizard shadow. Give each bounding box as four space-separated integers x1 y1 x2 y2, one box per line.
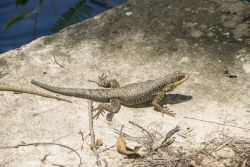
126 94 193 108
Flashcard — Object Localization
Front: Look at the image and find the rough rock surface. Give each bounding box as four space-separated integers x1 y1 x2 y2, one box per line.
0 0 249 166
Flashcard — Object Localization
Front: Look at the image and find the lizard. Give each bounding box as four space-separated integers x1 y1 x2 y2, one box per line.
31 72 189 121
0 84 71 103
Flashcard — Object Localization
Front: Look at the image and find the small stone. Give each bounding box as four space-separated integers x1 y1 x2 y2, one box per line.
208 7 215 13
200 24 207 30
243 63 250 73
96 139 103 147
239 49 246 54
236 55 241 59
125 11 133 16
207 32 213 37
184 8 191 12
191 29 204 38
180 57 190 63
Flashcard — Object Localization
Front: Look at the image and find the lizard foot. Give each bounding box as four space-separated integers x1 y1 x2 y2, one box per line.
98 73 107 81
93 106 105 119
160 108 176 117
88 73 109 87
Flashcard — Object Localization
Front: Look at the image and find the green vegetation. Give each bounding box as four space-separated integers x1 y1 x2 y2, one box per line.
2 0 93 33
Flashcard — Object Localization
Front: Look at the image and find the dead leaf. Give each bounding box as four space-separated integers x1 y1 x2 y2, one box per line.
116 134 141 155
96 139 103 147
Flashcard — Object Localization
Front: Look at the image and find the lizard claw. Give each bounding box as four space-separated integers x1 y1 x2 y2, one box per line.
93 107 105 119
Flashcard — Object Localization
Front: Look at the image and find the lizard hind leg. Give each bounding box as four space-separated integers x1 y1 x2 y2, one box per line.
93 98 121 121
88 73 120 88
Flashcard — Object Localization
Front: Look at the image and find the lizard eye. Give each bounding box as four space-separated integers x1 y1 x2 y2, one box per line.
176 75 184 80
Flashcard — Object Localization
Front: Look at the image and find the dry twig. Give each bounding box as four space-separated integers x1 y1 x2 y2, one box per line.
79 130 85 151
129 121 154 145
0 142 82 167
184 116 250 130
52 163 65 167
88 100 102 167
118 122 180 158
215 138 233 151
154 125 180 151
53 54 70 71
41 154 50 163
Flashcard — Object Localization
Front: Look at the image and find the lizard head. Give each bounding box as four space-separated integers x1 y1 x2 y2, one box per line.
169 72 189 87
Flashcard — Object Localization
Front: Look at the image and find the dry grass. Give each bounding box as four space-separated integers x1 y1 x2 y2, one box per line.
123 135 250 167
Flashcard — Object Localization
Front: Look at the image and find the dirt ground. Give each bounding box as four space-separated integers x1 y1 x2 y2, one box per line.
0 0 249 166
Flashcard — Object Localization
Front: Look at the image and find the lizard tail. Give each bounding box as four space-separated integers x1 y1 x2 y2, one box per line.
0 85 72 103
31 80 111 102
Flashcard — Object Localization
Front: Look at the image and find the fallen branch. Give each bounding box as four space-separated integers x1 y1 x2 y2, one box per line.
88 100 101 167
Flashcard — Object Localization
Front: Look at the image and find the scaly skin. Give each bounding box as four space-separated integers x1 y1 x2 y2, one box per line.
0 85 71 103
31 72 189 121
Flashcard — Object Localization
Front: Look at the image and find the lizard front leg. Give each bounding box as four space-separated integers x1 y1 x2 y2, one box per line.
152 86 176 117
94 98 121 121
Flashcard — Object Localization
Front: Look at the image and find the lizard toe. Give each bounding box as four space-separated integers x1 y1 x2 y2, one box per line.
93 108 105 119
161 109 176 117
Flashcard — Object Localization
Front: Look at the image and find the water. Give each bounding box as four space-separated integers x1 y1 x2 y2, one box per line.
0 0 126 53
